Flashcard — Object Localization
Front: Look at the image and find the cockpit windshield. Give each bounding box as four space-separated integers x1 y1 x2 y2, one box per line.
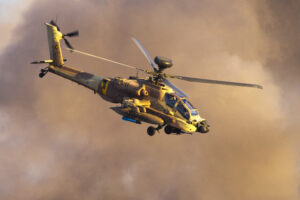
182 99 194 109
176 101 190 120
182 99 198 116
165 93 199 119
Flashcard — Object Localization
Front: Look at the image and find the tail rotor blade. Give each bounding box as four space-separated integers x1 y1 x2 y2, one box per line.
49 20 78 49
50 20 60 31
64 30 79 37
63 38 73 49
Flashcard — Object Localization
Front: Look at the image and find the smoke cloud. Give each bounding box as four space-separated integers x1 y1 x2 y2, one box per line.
0 0 299 199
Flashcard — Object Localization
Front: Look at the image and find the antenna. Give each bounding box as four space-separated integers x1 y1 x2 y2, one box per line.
55 12 60 24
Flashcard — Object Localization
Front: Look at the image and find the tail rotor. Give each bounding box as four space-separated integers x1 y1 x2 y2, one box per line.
31 20 80 79
49 20 79 49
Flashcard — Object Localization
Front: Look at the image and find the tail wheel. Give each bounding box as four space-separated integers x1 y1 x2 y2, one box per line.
147 126 156 136
39 68 48 78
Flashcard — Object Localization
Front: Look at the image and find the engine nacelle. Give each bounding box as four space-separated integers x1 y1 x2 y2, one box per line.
113 79 148 98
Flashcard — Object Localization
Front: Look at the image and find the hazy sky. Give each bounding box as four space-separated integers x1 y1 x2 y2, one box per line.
0 0 34 53
0 0 299 199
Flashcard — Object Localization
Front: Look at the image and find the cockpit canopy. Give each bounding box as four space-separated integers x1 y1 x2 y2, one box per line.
165 93 198 120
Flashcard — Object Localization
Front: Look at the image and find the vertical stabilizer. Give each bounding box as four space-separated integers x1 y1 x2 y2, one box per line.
45 23 64 67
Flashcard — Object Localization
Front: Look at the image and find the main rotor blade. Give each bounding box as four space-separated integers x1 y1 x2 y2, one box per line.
132 37 158 71
66 48 149 73
166 75 263 89
163 78 187 97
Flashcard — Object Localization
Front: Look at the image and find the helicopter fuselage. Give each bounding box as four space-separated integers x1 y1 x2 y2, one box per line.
36 22 211 136
97 76 208 133
33 21 262 135
47 63 209 134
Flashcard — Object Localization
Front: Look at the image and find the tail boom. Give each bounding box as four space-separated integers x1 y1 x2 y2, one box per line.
48 65 103 93
41 22 103 93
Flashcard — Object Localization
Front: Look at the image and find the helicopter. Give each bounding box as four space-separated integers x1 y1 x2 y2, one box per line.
31 21 263 136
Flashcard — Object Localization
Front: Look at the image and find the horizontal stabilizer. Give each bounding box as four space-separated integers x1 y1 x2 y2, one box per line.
31 60 53 64
31 59 67 65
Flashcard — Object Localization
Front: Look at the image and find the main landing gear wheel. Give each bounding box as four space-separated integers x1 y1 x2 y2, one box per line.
164 125 172 134
147 126 156 136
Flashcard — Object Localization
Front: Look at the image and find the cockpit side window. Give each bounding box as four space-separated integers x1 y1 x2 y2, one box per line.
176 101 190 120
165 93 178 108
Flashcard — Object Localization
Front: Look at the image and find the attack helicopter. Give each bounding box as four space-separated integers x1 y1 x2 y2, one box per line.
31 21 263 136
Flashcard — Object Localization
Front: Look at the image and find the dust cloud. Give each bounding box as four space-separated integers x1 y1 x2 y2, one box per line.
0 0 299 199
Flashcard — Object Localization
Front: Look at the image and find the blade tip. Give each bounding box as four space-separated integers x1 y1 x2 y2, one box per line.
256 85 263 89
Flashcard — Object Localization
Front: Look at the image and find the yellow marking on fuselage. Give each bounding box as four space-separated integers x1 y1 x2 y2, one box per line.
101 79 110 96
